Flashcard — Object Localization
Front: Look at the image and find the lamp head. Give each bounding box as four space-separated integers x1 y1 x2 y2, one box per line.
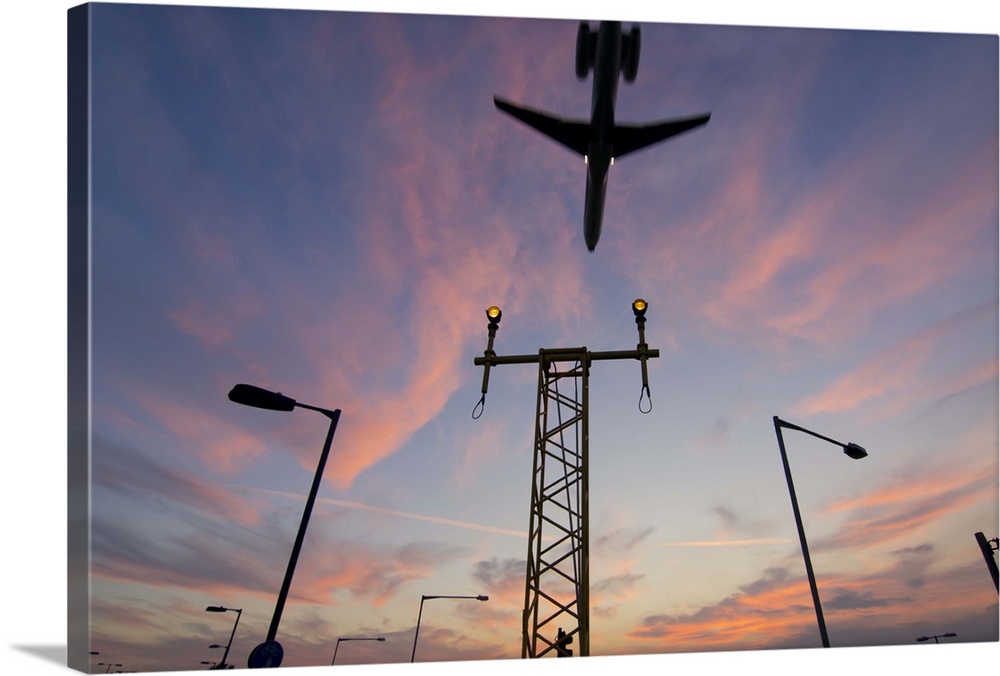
942 632 957 638
476 595 489 601
486 306 502 326
228 384 296 411
916 636 929 642
843 442 868 460
205 606 227 612
632 298 648 318
376 637 386 642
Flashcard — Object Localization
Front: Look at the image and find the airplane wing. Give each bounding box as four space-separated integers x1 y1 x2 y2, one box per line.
494 96 591 157
613 112 711 158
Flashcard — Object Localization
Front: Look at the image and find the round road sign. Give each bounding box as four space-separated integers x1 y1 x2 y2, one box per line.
248 640 283 669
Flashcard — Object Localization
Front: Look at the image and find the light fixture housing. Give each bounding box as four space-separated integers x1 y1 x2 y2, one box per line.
632 298 647 318
843 442 868 460
229 383 296 411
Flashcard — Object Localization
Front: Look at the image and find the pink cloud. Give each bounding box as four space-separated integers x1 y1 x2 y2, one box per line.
627 554 996 652
168 290 266 351
128 385 270 475
794 305 996 416
814 462 997 552
611 86 996 356
260 25 597 490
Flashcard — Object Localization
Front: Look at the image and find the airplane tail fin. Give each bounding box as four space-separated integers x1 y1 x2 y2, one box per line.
613 113 711 158
494 96 590 156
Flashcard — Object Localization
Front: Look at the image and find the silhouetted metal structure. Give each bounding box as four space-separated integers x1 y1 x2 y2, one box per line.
474 301 657 657
974 531 999 593
228 384 342 669
772 417 868 648
205 605 242 669
332 636 385 665
410 594 488 662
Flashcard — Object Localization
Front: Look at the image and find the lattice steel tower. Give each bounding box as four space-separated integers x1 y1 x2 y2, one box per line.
473 300 658 658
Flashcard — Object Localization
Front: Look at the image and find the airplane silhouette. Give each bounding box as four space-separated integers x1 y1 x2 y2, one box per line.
494 21 711 251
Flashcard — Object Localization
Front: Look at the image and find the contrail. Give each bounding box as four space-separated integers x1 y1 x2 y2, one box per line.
246 484 533 539
659 538 790 547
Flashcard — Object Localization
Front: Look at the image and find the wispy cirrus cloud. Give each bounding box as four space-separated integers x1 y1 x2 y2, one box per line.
591 526 654 617
812 462 997 552
92 433 265 527
793 302 997 418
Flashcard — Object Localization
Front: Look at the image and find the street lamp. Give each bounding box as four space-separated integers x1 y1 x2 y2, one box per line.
917 632 957 643
773 416 868 648
410 594 489 662
98 664 122 673
331 636 386 665
205 605 242 669
228 383 342 668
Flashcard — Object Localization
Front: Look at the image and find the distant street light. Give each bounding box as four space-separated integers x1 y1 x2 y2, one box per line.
331 636 386 665
917 632 957 643
205 605 242 669
773 416 868 648
98 664 123 673
410 594 489 662
229 383 342 668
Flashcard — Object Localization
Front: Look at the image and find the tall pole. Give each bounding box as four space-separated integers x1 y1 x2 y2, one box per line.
773 416 830 648
409 596 427 663
974 532 999 592
265 408 341 642
220 608 242 668
410 595 487 662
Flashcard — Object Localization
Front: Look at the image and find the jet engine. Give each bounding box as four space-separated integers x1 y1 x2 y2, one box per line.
575 23 596 78
622 26 640 82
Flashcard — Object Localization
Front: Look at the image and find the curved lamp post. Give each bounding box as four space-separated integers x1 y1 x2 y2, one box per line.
773 416 867 648
917 632 957 643
228 384 342 664
410 594 489 662
331 636 385 665
205 605 242 669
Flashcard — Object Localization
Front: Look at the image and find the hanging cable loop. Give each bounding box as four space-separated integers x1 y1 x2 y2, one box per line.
472 393 486 420
638 384 652 414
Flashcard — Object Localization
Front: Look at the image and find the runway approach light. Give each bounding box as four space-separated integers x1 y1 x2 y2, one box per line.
632 298 647 318
487 306 502 326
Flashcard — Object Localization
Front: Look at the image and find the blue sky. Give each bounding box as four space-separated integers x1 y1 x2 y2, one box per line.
3 1 999 676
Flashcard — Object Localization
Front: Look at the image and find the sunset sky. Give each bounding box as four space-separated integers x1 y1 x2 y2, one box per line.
3 1 998 675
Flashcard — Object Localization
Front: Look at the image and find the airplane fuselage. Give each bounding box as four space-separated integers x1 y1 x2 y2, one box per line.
583 22 623 251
